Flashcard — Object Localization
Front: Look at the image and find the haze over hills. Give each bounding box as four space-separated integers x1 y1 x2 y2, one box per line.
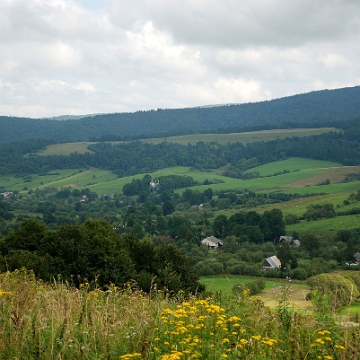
1 85 360 144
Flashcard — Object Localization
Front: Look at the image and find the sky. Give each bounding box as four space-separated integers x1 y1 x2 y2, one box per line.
1 0 360 118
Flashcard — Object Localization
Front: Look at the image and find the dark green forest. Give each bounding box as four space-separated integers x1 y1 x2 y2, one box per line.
1 127 360 177
1 86 360 144
0 218 204 293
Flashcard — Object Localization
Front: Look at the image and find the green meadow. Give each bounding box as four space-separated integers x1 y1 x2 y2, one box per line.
36 127 338 156
140 127 339 145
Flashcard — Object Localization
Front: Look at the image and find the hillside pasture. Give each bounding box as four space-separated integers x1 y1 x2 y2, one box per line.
34 128 338 156
2 158 358 199
286 214 360 236
37 142 96 156
245 157 342 176
140 127 339 145
0 169 94 193
9 169 118 194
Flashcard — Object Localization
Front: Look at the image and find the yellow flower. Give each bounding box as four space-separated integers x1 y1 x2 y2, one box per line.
220 354 228 358
335 344 345 350
161 351 183 360
315 338 325 345
119 353 142 359
228 316 241 322
251 335 261 341
222 338 230 343
318 330 331 335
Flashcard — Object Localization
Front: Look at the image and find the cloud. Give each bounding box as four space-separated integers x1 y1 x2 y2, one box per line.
106 0 360 47
0 0 360 117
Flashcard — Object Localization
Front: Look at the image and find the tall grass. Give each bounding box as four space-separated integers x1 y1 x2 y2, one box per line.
1 269 359 359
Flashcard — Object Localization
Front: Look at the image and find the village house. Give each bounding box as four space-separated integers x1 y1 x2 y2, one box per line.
1 192 13 199
279 235 300 247
262 255 281 270
201 236 223 250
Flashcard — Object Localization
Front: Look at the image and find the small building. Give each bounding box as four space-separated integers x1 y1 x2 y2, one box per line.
279 236 300 247
1 191 13 199
262 255 281 270
201 236 223 250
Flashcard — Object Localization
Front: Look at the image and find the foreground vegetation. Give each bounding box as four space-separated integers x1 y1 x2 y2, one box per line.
1 269 359 360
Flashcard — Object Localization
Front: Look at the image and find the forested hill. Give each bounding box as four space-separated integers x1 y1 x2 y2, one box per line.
1 86 360 144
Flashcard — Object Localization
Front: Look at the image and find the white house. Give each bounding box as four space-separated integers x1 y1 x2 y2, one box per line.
201 236 223 250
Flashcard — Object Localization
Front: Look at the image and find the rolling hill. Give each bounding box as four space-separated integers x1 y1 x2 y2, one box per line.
0 85 360 144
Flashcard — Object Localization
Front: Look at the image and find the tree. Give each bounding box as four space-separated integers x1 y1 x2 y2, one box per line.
301 234 320 258
213 214 228 238
162 200 175 216
277 241 297 272
307 274 359 312
261 209 285 240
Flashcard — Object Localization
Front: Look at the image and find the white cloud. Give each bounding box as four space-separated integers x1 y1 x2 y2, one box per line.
0 0 360 117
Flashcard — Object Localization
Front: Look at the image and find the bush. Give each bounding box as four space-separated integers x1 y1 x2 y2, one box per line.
307 273 360 311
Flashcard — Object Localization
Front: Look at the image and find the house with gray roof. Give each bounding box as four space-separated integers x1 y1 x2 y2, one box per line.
262 255 281 270
201 236 223 250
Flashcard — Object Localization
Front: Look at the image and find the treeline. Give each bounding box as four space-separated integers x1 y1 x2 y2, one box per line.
212 209 285 243
0 218 204 294
122 174 198 196
2 129 360 177
1 86 360 144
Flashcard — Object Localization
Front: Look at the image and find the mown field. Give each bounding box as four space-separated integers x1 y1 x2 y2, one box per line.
200 275 360 313
200 276 311 309
36 127 338 156
141 127 339 145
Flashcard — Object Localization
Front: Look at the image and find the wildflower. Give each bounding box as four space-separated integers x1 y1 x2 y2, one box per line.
315 338 325 345
161 351 183 360
222 338 230 343
119 353 142 359
228 316 241 322
335 345 345 350
220 354 228 358
251 335 261 341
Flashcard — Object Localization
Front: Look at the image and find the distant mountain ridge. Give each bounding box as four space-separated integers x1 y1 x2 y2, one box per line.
1 86 360 144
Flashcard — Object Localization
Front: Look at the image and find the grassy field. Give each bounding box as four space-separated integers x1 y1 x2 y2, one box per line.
37 142 96 156
36 128 339 156
200 276 311 309
2 269 358 359
0 169 119 194
244 158 342 176
140 127 339 145
2 156 360 235
286 214 360 236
